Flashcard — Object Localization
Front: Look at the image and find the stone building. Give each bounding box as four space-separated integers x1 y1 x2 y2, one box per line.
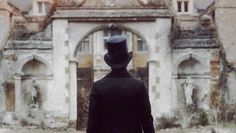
0 0 236 129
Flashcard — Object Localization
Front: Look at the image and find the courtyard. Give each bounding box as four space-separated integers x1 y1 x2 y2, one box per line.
1 125 236 133
1 0 236 132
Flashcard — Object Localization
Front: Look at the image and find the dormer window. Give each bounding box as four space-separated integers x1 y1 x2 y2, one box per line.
37 2 50 15
177 0 189 13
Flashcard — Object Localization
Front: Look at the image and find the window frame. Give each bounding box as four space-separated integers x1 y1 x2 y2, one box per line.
136 36 148 53
176 0 190 14
78 36 92 53
37 1 51 15
184 1 189 12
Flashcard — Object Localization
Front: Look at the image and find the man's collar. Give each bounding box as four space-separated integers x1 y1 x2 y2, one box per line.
104 68 132 78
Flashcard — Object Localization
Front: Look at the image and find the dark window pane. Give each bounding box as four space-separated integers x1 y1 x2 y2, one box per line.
137 37 147 52
184 1 189 12
177 1 182 12
137 40 143 51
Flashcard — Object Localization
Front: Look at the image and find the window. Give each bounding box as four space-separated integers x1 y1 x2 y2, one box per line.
78 37 91 53
177 1 182 12
38 2 43 14
137 36 147 52
45 2 50 13
184 1 189 12
37 2 51 15
177 0 189 13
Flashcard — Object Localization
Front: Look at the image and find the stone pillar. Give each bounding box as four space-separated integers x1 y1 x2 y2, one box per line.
14 76 21 113
155 18 172 116
148 60 159 109
69 60 78 121
52 19 69 116
146 30 160 121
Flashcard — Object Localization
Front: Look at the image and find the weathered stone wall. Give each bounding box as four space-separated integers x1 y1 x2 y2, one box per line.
0 11 11 49
175 16 199 30
52 19 70 118
0 52 16 114
172 49 219 111
215 0 236 104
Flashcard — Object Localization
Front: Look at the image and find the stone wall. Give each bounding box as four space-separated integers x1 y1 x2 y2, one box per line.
0 11 11 49
172 49 219 111
215 0 236 104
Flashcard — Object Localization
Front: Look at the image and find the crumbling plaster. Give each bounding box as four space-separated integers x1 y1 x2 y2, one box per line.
215 0 236 104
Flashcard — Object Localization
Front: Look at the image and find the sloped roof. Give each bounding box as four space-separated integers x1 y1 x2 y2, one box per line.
194 0 214 10
7 0 33 11
59 0 167 9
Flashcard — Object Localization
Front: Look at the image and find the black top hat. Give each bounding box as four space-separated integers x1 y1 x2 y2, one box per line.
104 35 133 68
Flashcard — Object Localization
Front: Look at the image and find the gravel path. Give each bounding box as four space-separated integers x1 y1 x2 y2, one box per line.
0 128 85 133
1 127 236 133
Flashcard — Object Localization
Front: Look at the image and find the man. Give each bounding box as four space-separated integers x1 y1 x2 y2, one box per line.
87 35 155 133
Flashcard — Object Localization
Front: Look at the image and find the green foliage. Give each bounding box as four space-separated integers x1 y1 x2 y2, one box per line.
20 118 28 127
220 122 236 128
199 110 209 126
156 116 181 129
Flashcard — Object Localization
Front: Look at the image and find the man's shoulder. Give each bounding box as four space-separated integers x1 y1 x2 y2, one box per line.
94 77 145 87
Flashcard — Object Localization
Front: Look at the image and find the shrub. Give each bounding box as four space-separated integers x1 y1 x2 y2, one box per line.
156 116 181 129
199 110 209 126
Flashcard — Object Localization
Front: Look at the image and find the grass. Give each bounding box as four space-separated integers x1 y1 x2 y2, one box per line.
218 122 236 128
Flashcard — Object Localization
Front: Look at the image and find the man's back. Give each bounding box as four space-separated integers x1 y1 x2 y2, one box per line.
87 70 155 133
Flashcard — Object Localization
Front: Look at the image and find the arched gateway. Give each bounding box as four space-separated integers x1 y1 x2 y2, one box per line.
52 0 172 128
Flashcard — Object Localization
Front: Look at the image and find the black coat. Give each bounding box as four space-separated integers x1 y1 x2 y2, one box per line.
87 69 155 133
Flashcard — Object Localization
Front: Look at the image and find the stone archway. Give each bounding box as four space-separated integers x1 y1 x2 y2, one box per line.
73 23 150 58
73 25 150 129
53 14 172 126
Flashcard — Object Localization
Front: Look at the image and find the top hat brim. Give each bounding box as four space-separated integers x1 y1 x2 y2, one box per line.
104 52 133 69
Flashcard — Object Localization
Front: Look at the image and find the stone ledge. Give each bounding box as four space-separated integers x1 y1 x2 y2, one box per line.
5 41 53 50
173 39 219 49
52 9 170 21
